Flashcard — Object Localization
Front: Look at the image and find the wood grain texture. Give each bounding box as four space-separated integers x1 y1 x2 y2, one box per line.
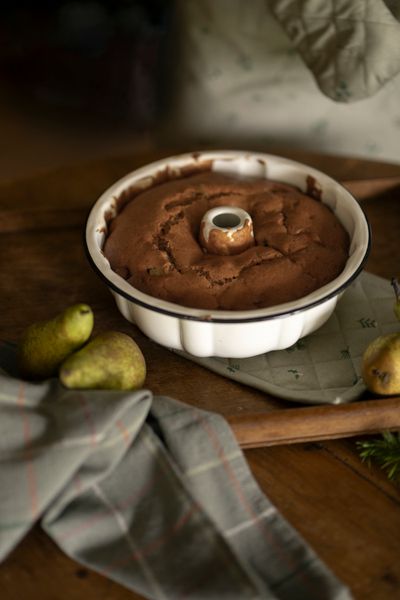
1 148 400 600
228 397 400 448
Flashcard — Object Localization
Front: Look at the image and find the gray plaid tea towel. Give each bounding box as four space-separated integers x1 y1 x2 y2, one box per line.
0 343 351 599
178 272 399 405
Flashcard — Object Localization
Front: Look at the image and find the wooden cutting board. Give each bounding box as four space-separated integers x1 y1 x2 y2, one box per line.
0 149 399 449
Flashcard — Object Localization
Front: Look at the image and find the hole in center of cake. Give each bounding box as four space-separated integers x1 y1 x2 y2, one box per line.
212 213 241 229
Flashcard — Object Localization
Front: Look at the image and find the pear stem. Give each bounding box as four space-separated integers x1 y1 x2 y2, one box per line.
391 277 400 302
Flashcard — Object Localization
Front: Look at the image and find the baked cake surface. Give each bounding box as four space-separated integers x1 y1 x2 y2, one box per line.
103 172 349 310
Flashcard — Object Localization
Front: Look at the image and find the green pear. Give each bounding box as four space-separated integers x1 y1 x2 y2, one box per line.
362 333 400 396
391 278 400 322
59 331 146 390
18 304 94 379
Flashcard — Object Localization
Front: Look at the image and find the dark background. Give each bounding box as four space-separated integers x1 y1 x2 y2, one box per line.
1 0 170 126
0 1 172 179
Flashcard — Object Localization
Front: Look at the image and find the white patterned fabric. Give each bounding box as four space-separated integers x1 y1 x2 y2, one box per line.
178 273 399 404
166 0 400 163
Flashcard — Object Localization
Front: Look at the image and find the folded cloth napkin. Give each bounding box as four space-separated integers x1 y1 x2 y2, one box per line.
178 273 399 405
0 343 351 600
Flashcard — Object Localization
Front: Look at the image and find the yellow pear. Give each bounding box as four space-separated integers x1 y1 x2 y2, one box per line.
59 331 146 391
362 333 400 396
19 304 94 379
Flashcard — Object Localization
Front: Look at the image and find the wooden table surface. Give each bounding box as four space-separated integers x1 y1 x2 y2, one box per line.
1 147 400 600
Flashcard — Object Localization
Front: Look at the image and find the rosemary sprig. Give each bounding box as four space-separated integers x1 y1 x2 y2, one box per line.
357 432 400 483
